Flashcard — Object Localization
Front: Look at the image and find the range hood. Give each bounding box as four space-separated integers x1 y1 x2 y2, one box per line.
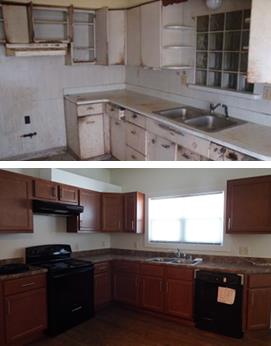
33 200 84 216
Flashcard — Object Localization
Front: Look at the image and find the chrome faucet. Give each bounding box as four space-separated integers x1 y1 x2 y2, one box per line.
176 248 182 258
222 104 229 119
209 103 221 114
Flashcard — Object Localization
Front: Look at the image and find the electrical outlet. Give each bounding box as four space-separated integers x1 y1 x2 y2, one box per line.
263 86 271 100
239 246 249 256
181 71 188 86
24 115 31 124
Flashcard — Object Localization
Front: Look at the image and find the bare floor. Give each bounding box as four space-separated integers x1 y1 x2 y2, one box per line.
32 305 271 346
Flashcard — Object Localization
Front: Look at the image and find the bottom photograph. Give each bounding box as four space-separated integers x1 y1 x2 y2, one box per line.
0 167 270 346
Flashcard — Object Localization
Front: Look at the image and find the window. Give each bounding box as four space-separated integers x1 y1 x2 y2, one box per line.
148 192 224 245
196 10 254 93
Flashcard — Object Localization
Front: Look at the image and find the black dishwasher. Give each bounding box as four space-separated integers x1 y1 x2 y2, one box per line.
195 270 244 338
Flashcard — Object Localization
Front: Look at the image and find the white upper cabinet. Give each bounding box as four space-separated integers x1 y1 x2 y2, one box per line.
127 7 141 66
96 8 126 65
141 1 161 68
248 0 271 83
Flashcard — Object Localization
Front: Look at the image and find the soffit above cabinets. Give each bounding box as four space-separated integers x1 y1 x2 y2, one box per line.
4 0 156 9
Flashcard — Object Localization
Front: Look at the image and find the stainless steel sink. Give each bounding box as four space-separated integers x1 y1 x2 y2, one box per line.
154 107 202 122
146 257 203 265
184 114 244 133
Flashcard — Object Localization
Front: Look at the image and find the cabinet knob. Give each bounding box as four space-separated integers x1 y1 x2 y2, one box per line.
86 120 95 125
87 106 94 110
152 139 156 144
161 144 170 149
132 114 138 119
131 130 136 135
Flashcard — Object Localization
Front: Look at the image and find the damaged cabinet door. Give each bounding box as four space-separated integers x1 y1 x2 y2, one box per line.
96 8 126 65
248 0 271 83
2 4 31 44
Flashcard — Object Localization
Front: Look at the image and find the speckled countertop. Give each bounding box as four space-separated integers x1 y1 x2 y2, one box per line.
73 254 271 275
65 90 271 161
0 258 47 281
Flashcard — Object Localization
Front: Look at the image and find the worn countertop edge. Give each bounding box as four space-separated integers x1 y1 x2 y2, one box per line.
64 90 271 161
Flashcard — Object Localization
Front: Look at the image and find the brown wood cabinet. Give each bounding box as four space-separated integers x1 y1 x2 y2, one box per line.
94 262 112 310
124 192 145 234
67 189 101 233
0 170 33 233
102 193 124 232
3 274 47 345
247 274 271 330
164 267 194 320
0 284 4 346
113 261 140 306
33 179 79 205
226 175 271 234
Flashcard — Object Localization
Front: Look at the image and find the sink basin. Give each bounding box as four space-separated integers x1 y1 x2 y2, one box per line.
154 107 202 122
184 115 243 133
146 257 203 265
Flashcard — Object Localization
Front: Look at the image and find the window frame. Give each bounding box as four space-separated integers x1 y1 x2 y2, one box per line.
145 188 231 254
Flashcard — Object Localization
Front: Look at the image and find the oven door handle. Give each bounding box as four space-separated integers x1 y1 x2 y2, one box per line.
50 267 93 279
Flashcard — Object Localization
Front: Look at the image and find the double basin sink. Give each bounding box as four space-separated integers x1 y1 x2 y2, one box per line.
154 107 245 133
146 257 203 266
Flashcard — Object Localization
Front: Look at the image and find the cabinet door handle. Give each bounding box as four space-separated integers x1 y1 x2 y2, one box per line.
6 300 11 315
131 220 134 230
115 121 120 126
59 188 63 199
228 217 231 230
151 139 156 144
87 106 94 110
161 144 170 149
160 281 163 292
132 114 138 119
166 282 169 293
86 120 95 125
158 123 185 136
131 130 136 135
250 292 254 306
22 282 35 288
131 155 137 160
72 306 83 313
118 221 121 229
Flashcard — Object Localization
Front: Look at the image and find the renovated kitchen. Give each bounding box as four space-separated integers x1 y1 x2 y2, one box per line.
1 0 271 161
0 167 271 345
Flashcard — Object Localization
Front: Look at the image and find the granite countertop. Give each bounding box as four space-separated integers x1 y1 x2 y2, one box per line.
74 254 271 275
65 90 271 161
0 258 47 281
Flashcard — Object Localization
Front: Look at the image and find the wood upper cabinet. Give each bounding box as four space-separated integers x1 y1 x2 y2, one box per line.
4 274 47 345
247 274 271 330
67 189 101 233
0 284 4 346
94 262 112 310
59 184 78 204
164 267 194 320
33 179 58 201
102 193 124 232
226 175 271 234
124 192 145 233
248 0 271 83
140 1 161 68
0 170 33 233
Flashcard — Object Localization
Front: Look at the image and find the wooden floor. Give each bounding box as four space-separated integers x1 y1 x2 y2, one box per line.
32 305 271 346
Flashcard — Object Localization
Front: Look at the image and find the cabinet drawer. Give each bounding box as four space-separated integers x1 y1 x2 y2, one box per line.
147 119 186 144
165 267 193 281
125 110 146 128
113 260 140 274
178 133 210 157
147 134 177 161
78 115 105 159
94 262 111 274
177 147 202 161
4 274 46 296
141 263 164 277
106 104 125 121
249 275 271 288
126 123 147 155
126 146 146 161
77 103 104 117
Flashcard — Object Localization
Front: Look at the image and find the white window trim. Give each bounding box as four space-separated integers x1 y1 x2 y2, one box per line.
144 186 231 254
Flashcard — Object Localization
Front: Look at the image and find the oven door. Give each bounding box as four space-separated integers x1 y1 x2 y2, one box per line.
47 267 94 335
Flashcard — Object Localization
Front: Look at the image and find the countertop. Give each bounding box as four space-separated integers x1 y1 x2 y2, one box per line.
65 90 271 161
74 254 271 275
0 267 47 281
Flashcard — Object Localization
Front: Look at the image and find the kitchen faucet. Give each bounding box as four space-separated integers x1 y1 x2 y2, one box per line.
176 248 185 258
222 104 229 119
209 103 221 114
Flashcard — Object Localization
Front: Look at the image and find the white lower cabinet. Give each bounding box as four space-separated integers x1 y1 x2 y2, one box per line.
79 115 105 159
177 147 202 161
125 123 147 156
126 146 146 161
147 133 177 161
110 118 126 161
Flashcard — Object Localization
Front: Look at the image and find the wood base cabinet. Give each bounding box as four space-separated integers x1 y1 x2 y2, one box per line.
94 262 112 310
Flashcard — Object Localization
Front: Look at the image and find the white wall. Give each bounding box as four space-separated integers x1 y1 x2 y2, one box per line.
110 168 271 259
126 0 271 128
0 168 120 260
0 46 125 160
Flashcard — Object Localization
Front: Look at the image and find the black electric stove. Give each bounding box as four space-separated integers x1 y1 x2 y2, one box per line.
25 244 94 336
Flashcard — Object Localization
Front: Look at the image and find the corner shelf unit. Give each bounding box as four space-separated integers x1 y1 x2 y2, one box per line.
196 9 253 93
161 4 195 71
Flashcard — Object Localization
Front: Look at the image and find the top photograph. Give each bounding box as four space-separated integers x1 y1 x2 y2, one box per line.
0 0 270 161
